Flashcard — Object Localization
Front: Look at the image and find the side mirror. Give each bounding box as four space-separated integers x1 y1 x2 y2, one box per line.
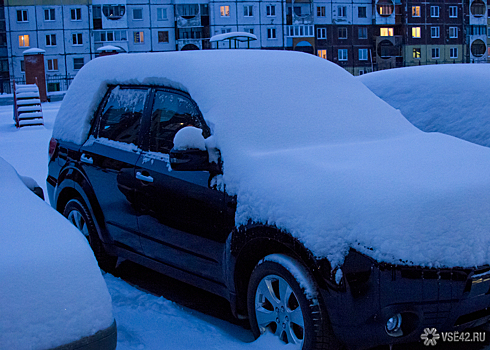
169 148 210 171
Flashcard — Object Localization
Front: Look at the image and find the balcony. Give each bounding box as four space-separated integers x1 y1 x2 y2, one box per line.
285 25 314 37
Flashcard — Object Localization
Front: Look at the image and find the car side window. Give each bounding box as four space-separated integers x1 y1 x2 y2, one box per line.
96 86 148 145
149 90 205 154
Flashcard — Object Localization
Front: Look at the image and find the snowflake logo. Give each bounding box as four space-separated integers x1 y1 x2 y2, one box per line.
420 328 440 346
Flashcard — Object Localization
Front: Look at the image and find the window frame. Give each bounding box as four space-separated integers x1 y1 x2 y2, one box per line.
133 8 143 20
412 6 420 17
450 47 458 58
449 6 458 18
17 10 28 22
449 27 458 38
358 27 367 39
267 27 277 39
71 8 82 21
317 6 326 17
45 33 57 46
358 6 367 18
338 48 348 61
358 48 368 61
244 5 253 17
413 47 421 59
73 57 84 70
430 6 439 18
18 34 30 47
338 6 347 17
158 30 169 43
266 5 276 17
44 8 55 21
338 27 348 39
431 26 440 38
47 58 58 71
72 33 83 46
317 27 326 39
317 49 327 59
431 47 440 59
133 31 144 43
412 27 421 38
157 7 168 21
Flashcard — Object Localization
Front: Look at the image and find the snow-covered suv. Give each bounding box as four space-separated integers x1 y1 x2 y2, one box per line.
47 50 490 350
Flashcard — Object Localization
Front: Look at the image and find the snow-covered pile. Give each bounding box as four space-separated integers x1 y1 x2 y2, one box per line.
358 64 490 147
53 50 490 268
0 157 114 349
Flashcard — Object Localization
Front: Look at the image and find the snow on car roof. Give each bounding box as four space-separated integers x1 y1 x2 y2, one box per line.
0 157 114 349
209 32 258 42
53 50 490 268
358 64 490 148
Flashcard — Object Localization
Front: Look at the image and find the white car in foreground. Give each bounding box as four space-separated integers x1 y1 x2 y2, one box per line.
0 156 116 349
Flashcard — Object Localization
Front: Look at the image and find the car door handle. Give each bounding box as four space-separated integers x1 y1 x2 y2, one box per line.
136 172 153 183
80 154 93 164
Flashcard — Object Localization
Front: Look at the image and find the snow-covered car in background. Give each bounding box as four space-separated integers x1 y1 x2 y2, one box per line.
0 157 117 349
47 50 490 350
358 64 490 148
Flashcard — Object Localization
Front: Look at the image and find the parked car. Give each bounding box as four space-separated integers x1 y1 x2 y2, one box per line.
0 156 117 350
47 50 490 350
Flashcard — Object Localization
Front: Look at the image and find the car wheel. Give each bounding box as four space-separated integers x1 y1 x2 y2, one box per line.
63 198 116 272
247 254 343 350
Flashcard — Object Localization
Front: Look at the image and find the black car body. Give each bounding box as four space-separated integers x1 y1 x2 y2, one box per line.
48 51 490 350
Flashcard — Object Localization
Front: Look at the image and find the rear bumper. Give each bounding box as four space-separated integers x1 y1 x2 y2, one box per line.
51 320 117 350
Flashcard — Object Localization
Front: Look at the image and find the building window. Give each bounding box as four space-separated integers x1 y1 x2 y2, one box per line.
266 5 276 17
358 6 367 18
44 8 55 21
45 34 56 46
73 57 84 70
71 8 81 21
17 10 28 22
134 31 144 43
72 33 83 45
221 28 231 34
359 48 368 60
157 8 168 21
133 8 143 20
317 6 326 17
95 30 127 42
267 27 276 39
18 34 29 47
246 28 254 34
431 26 440 38
358 27 367 39
449 27 458 38
47 82 60 92
431 47 440 59
244 5 253 17
318 49 327 59
430 6 439 17
47 58 58 71
220 5 230 17
338 6 347 17
413 48 421 58
158 31 169 43
338 49 348 61
450 47 458 58
412 27 421 38
317 27 326 39
412 6 420 17
338 27 347 39
380 27 393 36
449 6 458 18
103 5 125 19
20 60 25 72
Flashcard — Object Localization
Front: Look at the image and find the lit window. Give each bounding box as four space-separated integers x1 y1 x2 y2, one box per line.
338 6 347 17
317 28 326 39
72 33 83 45
47 58 58 71
449 27 458 38
412 6 420 17
358 27 367 39
413 48 421 59
266 5 276 17
430 6 439 17
318 49 327 59
157 8 168 21
71 8 81 21
338 49 348 61
431 26 440 38
358 7 367 18
317 6 326 17
450 47 458 58
103 5 125 19
431 47 440 59
412 27 421 38
244 5 253 16
17 10 28 22
45 34 57 46
158 31 169 43
18 34 29 47
134 31 144 43
133 8 143 20
267 27 276 39
449 6 458 18
359 48 368 60
44 8 55 21
220 5 230 17
380 28 393 36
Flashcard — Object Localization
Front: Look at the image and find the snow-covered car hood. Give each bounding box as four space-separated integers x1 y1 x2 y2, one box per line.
53 50 490 268
0 157 114 349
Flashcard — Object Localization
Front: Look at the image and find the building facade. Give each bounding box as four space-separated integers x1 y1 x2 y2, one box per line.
3 0 489 92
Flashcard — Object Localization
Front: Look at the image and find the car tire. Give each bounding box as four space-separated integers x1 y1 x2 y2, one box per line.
247 254 343 350
63 198 116 272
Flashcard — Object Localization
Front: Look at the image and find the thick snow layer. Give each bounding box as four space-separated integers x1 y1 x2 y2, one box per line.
358 64 490 147
53 50 490 268
173 126 206 151
0 157 114 349
210 32 258 42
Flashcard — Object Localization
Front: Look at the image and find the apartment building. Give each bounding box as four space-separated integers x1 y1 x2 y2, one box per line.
3 0 489 89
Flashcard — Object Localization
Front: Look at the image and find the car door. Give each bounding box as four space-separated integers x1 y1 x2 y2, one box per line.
80 85 149 253
134 88 231 283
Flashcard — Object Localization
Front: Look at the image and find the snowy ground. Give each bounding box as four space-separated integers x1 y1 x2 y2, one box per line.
3 100 490 350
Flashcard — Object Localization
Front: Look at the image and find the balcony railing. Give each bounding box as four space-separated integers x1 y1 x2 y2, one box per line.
285 25 314 37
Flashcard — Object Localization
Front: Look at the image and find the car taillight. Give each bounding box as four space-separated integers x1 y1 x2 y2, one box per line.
48 137 57 159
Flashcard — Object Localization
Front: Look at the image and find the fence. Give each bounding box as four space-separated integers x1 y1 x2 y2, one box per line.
6 75 76 95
